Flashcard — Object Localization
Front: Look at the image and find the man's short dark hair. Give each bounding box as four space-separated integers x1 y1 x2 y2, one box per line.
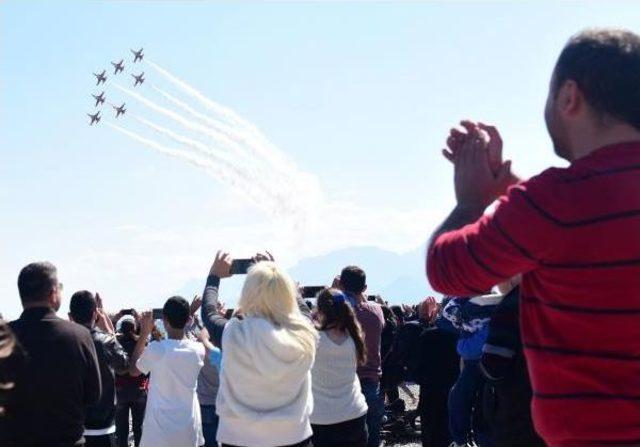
17 262 58 304
69 291 97 325
553 28 640 130
163 296 190 329
340 266 367 295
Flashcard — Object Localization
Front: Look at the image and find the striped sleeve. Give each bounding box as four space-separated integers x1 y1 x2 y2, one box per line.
427 174 563 295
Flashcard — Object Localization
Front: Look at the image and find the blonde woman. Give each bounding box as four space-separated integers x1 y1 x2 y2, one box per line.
201 251 317 447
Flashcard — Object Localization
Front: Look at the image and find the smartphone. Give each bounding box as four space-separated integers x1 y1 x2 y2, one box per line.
231 259 255 275
192 319 203 338
152 308 163 320
121 308 134 316
302 286 325 298
224 308 235 320
367 295 377 302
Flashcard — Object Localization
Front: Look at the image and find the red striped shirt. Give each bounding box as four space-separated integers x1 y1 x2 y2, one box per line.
427 142 640 447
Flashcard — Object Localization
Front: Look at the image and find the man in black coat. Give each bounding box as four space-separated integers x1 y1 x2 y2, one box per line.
5 262 102 447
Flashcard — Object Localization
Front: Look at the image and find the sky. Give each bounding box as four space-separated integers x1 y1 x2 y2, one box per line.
1 1 639 319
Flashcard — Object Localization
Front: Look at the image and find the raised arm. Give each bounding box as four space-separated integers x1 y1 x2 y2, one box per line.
128 311 153 377
201 251 232 347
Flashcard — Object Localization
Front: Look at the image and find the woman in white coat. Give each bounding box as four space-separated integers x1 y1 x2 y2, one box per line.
203 252 317 447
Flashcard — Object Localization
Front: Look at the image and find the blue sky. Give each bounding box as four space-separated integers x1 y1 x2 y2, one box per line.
2 1 639 319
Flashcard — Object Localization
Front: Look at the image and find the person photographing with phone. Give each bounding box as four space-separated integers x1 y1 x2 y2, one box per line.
129 297 206 447
201 251 317 447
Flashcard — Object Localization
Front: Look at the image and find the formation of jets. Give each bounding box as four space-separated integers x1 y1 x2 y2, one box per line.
87 48 144 125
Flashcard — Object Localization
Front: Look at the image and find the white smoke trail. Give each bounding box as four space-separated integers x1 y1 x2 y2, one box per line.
113 83 252 165
129 113 279 207
116 83 304 210
145 60 297 171
107 123 278 214
130 113 248 180
146 59 256 133
151 83 300 188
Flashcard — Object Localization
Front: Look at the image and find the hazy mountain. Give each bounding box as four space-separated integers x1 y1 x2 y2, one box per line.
175 245 439 307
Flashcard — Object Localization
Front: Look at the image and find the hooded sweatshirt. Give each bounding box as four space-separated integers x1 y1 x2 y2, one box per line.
215 316 316 447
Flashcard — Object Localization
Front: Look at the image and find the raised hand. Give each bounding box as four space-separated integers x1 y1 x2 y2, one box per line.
443 120 483 163
209 251 232 278
453 124 513 211
96 308 115 334
422 296 438 323
253 251 275 263
189 295 202 316
477 122 503 176
95 292 104 310
139 311 154 337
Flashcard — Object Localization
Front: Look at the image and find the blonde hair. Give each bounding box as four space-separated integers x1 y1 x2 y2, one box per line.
238 262 317 356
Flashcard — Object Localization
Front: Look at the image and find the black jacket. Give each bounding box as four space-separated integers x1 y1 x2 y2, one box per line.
4 307 101 447
85 327 130 431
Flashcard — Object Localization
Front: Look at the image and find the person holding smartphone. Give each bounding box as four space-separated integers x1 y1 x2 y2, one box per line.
129 298 206 447
201 251 317 447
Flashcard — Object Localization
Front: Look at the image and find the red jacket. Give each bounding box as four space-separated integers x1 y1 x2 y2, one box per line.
427 142 640 447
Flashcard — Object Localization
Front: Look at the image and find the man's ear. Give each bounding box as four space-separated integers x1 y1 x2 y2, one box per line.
558 79 584 117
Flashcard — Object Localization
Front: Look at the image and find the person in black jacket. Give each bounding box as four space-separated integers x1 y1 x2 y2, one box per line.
480 285 546 447
385 298 459 447
5 262 102 447
69 291 130 447
114 317 148 447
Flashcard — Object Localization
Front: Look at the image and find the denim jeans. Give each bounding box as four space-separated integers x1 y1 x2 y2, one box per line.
200 404 219 447
448 359 492 446
360 379 384 447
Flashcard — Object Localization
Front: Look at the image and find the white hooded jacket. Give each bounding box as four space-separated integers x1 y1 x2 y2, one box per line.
216 316 316 447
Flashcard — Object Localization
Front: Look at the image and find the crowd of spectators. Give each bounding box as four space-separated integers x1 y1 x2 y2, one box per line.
2 27 640 447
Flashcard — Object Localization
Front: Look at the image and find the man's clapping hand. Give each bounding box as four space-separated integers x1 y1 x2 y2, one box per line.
442 120 517 211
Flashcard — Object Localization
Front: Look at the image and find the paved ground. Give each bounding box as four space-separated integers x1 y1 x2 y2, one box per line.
385 384 422 447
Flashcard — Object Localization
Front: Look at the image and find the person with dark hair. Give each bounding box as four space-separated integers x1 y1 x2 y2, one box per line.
310 288 369 447
336 266 385 447
129 297 205 447
383 297 458 447
379 305 401 406
6 262 102 447
114 316 148 447
69 291 130 447
389 305 405 326
428 28 640 447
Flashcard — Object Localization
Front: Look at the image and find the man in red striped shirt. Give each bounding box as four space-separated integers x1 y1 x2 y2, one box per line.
427 29 640 447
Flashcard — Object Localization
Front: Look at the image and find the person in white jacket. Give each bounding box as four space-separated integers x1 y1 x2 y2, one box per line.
205 251 318 447
310 288 369 447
